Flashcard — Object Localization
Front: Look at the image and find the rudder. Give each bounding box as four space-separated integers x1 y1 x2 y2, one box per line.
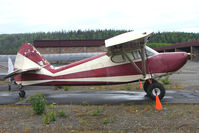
14 43 50 70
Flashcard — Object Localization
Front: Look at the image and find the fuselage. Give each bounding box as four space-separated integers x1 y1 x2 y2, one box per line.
14 45 188 86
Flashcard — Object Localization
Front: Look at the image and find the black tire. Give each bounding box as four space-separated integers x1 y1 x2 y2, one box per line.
147 82 165 100
19 90 26 98
144 79 158 93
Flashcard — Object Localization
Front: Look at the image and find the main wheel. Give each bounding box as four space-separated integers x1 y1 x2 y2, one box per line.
147 82 165 100
144 79 158 93
19 90 26 98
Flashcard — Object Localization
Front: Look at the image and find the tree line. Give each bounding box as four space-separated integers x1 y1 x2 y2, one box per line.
0 30 199 54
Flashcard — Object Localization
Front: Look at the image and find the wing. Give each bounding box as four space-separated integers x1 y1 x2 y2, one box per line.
105 31 153 56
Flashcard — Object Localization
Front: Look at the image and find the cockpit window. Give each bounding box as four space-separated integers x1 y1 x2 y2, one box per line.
145 46 158 57
111 54 126 63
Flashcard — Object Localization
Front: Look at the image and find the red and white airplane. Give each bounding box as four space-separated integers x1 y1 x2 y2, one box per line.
4 31 189 100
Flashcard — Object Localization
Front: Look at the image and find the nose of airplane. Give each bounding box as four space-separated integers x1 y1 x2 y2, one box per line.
161 52 188 72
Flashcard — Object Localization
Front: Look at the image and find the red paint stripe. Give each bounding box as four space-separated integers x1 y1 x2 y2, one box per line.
26 81 128 86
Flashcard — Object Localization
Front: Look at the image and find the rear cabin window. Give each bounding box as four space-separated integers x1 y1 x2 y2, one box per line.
111 54 126 63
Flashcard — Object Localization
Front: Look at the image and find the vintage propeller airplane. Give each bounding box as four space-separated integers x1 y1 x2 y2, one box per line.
4 31 189 100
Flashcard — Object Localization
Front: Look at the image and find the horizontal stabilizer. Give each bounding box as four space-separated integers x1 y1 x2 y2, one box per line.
4 67 40 79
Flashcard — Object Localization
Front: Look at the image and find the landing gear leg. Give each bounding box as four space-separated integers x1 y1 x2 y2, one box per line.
18 85 26 98
8 84 11 91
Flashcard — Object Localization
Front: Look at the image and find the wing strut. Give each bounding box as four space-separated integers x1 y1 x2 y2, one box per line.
140 45 146 78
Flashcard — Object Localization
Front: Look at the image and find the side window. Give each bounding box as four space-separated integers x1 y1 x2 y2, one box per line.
132 50 141 60
111 54 126 63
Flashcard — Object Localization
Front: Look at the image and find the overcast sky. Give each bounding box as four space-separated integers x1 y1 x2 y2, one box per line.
0 0 199 34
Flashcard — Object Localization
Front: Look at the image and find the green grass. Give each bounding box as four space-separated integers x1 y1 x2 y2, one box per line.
147 43 172 48
92 107 103 116
58 110 66 117
43 113 51 124
161 75 170 85
28 94 47 115
63 86 70 91
82 101 89 106
103 118 108 124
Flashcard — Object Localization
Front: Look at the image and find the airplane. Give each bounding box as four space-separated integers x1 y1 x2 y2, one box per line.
3 31 190 100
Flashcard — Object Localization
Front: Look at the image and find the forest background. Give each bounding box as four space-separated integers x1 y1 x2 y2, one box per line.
0 30 199 54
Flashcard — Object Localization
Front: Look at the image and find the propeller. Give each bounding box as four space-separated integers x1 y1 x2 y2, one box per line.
187 53 195 60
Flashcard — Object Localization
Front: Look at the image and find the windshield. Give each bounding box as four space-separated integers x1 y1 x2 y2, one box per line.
145 46 158 56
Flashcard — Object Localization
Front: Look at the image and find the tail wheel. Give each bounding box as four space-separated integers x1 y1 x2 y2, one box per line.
143 79 157 93
147 82 165 100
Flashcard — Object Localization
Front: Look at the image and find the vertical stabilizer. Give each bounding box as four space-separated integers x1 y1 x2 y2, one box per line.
14 43 50 70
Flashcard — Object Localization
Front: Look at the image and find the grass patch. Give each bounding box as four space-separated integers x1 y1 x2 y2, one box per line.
49 103 56 121
165 84 185 90
50 111 56 121
43 111 56 124
172 84 185 89
55 86 70 91
55 86 62 90
103 118 108 124
123 84 132 90
0 81 9 85
109 116 115 123
58 110 66 117
43 112 51 124
63 86 70 91
161 75 170 85
28 94 47 115
147 43 172 48
82 101 89 106
92 107 103 116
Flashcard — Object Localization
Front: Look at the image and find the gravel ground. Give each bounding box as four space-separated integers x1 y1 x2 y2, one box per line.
0 104 199 133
